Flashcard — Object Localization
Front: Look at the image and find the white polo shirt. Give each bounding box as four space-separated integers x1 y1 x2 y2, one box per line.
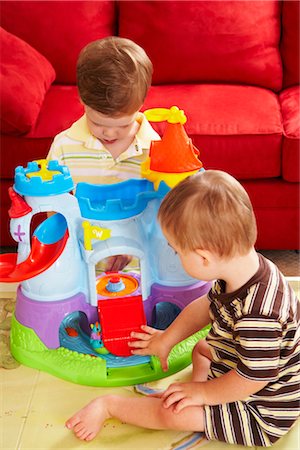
47 112 160 186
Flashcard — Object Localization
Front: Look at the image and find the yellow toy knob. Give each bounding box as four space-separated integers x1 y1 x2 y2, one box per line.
144 106 187 124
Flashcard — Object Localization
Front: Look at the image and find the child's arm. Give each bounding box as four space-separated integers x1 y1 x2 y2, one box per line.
130 294 211 370
104 255 132 271
162 369 268 413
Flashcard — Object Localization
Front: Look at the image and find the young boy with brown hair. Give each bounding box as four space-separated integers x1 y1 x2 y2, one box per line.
47 36 160 270
48 36 159 183
65 170 300 447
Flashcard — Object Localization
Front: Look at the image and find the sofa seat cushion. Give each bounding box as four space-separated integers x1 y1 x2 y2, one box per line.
280 86 300 182
143 84 283 179
119 0 282 91
242 179 300 249
0 28 56 135
0 1 116 84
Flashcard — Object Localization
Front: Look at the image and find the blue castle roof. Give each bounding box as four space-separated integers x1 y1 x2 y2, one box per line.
14 160 74 196
76 179 170 220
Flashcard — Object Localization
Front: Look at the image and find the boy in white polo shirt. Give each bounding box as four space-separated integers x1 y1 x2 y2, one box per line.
47 36 160 270
48 36 159 185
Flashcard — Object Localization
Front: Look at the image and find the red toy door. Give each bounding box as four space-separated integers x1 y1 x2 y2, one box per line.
98 295 146 356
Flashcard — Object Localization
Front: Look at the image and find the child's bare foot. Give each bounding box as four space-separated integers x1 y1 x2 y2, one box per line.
65 396 110 441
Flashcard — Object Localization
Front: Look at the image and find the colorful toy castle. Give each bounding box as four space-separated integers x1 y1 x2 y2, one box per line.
0 107 210 386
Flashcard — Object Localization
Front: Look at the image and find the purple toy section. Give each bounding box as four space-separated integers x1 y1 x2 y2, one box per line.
15 280 211 350
15 287 97 348
144 280 210 324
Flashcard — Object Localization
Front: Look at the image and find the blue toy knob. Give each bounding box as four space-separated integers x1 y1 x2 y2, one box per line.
106 275 125 293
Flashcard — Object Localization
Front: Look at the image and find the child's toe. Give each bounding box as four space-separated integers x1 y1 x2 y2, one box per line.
75 426 88 439
74 423 86 435
80 430 91 441
65 415 80 429
85 433 95 441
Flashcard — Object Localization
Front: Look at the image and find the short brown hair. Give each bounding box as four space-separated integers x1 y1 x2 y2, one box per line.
158 170 257 258
77 36 153 115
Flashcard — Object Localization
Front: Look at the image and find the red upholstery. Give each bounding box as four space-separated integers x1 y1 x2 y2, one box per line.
0 28 55 134
143 85 282 179
0 1 116 84
281 0 300 88
0 0 299 249
280 86 300 182
119 0 282 90
243 179 299 249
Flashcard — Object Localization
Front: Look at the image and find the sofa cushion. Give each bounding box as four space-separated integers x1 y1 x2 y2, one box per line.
119 0 282 91
243 179 300 249
0 27 56 135
0 1 116 84
26 86 84 139
0 86 83 179
280 86 300 182
281 0 300 88
143 84 282 179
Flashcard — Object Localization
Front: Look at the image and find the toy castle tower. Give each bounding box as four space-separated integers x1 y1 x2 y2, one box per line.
142 106 203 189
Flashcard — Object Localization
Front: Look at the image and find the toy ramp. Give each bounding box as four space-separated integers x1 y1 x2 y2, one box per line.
0 214 68 282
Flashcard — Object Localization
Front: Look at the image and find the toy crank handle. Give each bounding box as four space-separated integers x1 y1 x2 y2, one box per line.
144 106 187 124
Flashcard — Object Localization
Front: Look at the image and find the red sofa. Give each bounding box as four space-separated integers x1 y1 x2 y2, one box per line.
1 0 299 249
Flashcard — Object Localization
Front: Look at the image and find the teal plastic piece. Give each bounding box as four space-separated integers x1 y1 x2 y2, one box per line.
76 179 170 220
34 213 68 244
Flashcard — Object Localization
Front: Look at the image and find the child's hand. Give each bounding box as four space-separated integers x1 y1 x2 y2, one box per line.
161 382 205 413
129 325 171 372
104 255 132 272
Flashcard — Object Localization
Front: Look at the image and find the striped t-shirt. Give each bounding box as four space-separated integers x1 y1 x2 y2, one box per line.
47 112 160 186
204 254 300 446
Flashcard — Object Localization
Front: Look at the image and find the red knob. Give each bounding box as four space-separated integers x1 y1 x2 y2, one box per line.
110 275 121 283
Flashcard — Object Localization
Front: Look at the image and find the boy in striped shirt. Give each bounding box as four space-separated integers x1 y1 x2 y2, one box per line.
47 36 160 270
66 170 299 446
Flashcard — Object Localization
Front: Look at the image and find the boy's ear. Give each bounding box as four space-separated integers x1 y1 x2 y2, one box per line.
195 249 212 265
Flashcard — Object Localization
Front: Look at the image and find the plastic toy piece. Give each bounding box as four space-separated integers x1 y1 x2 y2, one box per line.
141 158 204 190
26 159 61 181
144 106 187 124
8 187 32 218
76 178 169 220
90 321 102 340
65 327 78 337
82 220 111 251
14 159 74 196
96 273 139 297
0 215 69 282
98 295 146 356
106 275 126 293
89 321 109 354
144 106 202 174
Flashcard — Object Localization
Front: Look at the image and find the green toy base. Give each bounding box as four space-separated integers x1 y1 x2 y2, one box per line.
10 314 210 387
